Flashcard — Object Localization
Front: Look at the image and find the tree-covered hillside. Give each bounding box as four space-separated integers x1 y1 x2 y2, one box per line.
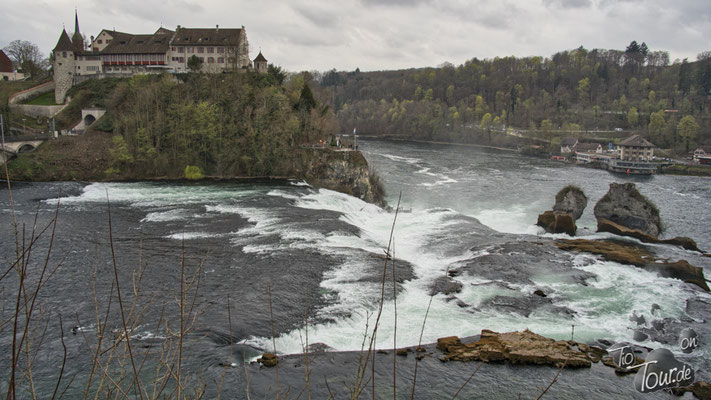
103 70 338 178
315 42 711 153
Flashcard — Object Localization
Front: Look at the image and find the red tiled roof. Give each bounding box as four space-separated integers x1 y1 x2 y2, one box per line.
101 29 173 54
0 50 13 73
619 134 655 148
173 27 242 46
53 29 74 52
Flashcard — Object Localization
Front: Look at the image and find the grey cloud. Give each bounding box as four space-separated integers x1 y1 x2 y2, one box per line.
292 5 341 28
358 0 430 7
543 0 592 9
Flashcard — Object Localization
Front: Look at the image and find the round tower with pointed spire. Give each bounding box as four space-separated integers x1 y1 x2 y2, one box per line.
53 10 82 104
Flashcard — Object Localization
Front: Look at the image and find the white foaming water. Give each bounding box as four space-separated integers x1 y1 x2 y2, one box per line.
378 153 422 164
142 208 195 223
473 206 542 235
166 231 226 240
247 188 701 356
52 182 259 208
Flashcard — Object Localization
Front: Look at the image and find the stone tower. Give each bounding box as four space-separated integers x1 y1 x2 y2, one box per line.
53 28 75 104
53 10 83 104
253 51 267 73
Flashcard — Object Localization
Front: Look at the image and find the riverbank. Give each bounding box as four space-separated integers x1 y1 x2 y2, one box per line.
235 333 684 399
4 130 386 206
358 134 520 153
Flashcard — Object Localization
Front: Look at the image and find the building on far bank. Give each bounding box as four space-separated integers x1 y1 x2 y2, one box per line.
618 134 655 162
0 50 25 81
52 10 263 103
560 137 578 153
574 142 603 154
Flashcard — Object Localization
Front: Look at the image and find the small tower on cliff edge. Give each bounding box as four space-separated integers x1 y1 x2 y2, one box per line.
253 51 267 73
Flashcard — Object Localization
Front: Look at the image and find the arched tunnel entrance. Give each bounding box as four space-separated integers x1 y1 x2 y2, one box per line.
17 144 35 154
84 114 96 127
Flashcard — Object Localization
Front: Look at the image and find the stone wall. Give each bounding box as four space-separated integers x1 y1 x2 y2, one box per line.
8 81 55 104
54 50 76 104
9 104 67 118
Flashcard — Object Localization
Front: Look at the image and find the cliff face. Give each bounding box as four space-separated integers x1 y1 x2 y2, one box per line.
298 148 385 207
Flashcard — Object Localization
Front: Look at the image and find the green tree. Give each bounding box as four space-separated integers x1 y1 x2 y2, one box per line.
423 88 433 101
187 55 203 72
648 110 665 143
627 106 639 127
474 95 487 120
540 119 554 133
677 115 699 152
446 84 455 105
481 112 493 141
577 77 590 103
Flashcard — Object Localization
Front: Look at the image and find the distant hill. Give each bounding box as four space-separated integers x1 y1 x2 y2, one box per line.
312 43 711 154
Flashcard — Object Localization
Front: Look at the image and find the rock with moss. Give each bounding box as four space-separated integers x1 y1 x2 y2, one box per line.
537 185 587 236
553 185 588 220
536 210 577 235
301 148 386 207
594 183 661 238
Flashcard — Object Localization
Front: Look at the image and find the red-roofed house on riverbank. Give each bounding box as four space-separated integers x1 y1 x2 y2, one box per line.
0 50 25 81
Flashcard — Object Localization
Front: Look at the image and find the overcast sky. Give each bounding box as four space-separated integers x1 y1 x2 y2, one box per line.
1 0 709 72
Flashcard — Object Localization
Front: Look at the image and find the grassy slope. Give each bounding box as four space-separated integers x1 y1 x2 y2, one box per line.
6 130 113 181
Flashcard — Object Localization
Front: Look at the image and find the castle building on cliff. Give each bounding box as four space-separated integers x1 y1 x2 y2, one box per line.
53 11 267 104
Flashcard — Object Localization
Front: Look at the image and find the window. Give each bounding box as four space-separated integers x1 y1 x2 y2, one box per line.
217 57 224 64
199 57 204 62
107 67 112 72
171 47 176 51
97 39 103 44
208 57 214 63
198 47 204 53
187 47 193 53
208 47 214 53
178 47 184 53
217 47 224 53
62 51 67 58
179 57 185 63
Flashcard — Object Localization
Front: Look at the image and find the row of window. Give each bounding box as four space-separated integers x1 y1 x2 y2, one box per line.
170 56 226 64
103 54 165 62
170 46 225 54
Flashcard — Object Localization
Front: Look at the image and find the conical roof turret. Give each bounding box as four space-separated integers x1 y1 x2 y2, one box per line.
71 9 84 52
53 29 74 52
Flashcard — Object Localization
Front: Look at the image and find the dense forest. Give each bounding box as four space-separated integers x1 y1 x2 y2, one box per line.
311 42 711 154
95 68 338 178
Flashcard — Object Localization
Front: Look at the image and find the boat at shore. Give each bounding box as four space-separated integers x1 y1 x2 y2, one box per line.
575 152 657 175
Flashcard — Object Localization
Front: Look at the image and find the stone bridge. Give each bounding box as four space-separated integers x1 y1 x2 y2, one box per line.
1 136 48 164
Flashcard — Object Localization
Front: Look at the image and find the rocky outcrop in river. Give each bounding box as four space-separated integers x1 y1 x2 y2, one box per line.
299 148 386 207
594 183 661 237
556 239 709 291
537 185 587 235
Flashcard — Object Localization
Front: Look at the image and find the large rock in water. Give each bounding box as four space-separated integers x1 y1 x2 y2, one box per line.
594 183 661 238
438 329 595 368
537 186 588 236
537 211 577 235
553 185 588 220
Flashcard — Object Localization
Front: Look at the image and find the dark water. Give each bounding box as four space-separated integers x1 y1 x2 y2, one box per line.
0 138 709 398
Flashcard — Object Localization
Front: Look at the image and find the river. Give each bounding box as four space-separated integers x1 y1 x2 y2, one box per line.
1 138 709 398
